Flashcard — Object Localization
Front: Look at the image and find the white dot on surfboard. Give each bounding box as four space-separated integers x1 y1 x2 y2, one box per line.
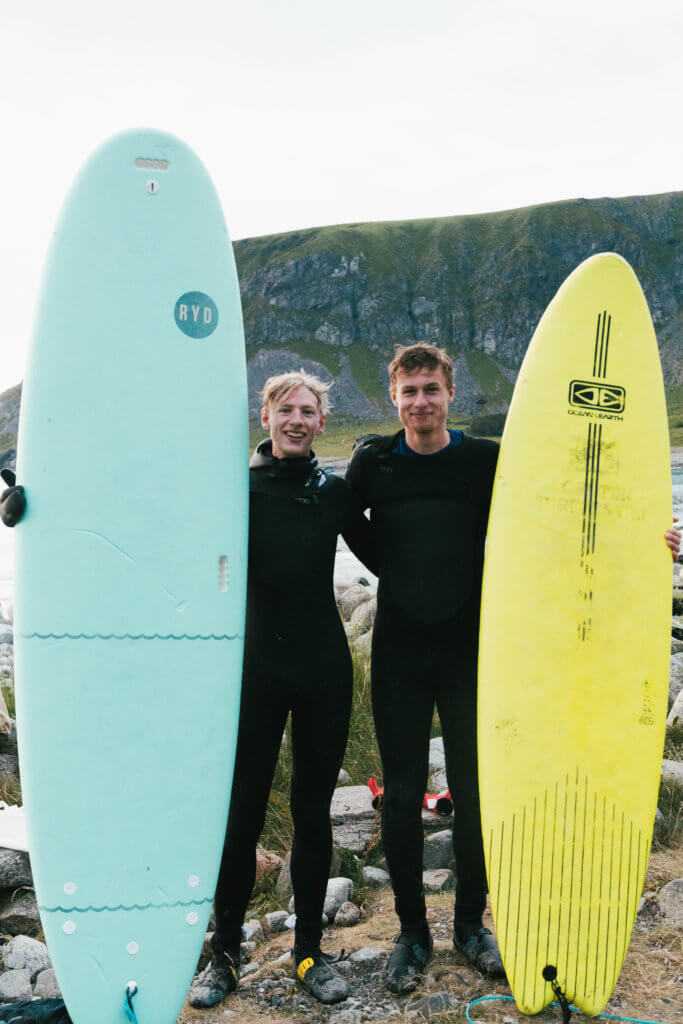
63 882 77 895
63 921 76 935
188 875 199 887
186 912 199 925
127 941 139 955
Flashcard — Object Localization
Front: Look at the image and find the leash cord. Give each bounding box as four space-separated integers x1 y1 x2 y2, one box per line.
465 994 667 1024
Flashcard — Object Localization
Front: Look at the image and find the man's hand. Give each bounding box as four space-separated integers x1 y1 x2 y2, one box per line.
0 469 26 528
666 517 681 561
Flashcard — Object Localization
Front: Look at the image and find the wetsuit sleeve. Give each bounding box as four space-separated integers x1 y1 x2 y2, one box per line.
345 446 370 510
341 484 378 576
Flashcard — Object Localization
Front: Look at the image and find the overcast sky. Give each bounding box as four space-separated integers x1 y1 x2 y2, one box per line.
0 0 680 393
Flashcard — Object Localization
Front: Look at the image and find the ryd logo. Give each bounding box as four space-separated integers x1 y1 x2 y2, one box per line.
569 380 625 413
174 291 218 339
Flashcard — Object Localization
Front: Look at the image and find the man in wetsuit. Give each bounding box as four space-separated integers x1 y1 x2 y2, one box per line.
188 372 375 1009
345 342 680 995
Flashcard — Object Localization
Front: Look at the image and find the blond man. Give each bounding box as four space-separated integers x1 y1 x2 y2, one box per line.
189 372 375 1008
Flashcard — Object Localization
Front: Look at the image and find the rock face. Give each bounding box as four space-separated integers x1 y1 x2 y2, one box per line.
330 785 378 855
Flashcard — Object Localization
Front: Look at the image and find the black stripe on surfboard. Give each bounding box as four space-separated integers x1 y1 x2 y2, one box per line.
573 774 589 996
533 790 549 1007
513 805 527 992
504 813 516 951
591 424 603 555
592 795 608 999
564 768 579 999
522 797 537 1007
601 314 612 377
593 313 602 378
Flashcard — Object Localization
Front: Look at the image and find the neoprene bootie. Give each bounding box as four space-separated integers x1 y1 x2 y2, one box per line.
453 919 505 978
384 927 433 994
188 948 240 1007
293 945 349 1004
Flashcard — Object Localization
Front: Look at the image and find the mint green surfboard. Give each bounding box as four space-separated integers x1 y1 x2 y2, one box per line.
14 129 248 1024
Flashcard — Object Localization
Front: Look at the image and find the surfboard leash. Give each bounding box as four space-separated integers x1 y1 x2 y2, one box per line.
124 981 139 1024
465 994 668 1024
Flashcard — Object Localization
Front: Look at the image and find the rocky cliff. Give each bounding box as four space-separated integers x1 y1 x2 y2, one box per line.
235 191 681 418
0 191 680 467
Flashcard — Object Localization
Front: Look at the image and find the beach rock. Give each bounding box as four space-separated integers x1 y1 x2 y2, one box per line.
667 689 683 729
0 968 32 1002
240 962 259 979
0 755 18 781
1 935 51 977
661 759 683 788
670 654 683 709
33 969 61 998
423 869 454 892
672 639 683 655
657 878 683 928
422 806 454 832
409 991 459 1018
331 786 375 824
350 597 376 633
289 878 354 921
429 737 448 791
362 866 391 888
671 616 683 641
332 822 377 855
349 945 387 964
0 849 32 890
242 919 264 943
264 911 289 934
423 830 453 871
337 768 352 786
335 901 361 926
0 627 12 647
276 848 340 897
255 847 283 882
0 890 41 936
653 808 666 838
324 878 354 920
0 603 13 626
0 721 17 755
338 584 373 621
331 1010 361 1024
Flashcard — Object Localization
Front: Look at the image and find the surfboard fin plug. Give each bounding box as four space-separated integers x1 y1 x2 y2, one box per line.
124 981 139 1024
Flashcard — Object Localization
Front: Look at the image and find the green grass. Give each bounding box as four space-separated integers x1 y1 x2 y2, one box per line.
347 345 387 407
465 350 514 404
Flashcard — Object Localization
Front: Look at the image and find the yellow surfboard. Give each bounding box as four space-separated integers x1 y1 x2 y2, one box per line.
478 253 671 1016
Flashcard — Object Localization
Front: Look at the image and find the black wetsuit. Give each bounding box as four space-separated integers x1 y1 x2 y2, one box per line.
213 441 376 954
346 430 498 932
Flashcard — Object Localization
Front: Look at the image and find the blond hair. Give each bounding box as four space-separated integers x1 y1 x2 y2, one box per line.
388 343 454 392
261 370 332 415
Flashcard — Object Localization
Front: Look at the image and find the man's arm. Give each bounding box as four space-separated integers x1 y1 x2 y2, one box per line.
0 470 26 527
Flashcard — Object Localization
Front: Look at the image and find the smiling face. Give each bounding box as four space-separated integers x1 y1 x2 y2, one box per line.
390 366 455 442
261 384 326 458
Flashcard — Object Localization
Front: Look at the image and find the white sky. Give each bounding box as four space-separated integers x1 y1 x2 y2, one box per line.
0 0 681 394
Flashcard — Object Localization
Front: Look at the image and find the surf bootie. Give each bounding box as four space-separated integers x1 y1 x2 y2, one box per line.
293 946 349 1004
188 948 240 1008
384 928 433 994
453 919 505 978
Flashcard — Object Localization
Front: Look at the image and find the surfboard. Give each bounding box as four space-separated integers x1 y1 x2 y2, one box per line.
478 253 671 1016
14 129 248 1024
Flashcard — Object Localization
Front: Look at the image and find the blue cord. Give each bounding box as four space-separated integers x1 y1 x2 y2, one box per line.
124 982 139 1024
465 995 666 1024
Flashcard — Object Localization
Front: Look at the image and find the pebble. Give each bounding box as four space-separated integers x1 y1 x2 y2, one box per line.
349 945 388 963
362 866 391 888
335 901 361 926
0 967 32 1002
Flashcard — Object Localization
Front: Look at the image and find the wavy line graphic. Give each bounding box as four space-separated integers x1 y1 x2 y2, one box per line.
40 896 213 913
22 632 241 641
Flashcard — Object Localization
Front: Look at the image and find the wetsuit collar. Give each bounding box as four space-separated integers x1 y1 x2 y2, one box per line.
250 439 320 478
